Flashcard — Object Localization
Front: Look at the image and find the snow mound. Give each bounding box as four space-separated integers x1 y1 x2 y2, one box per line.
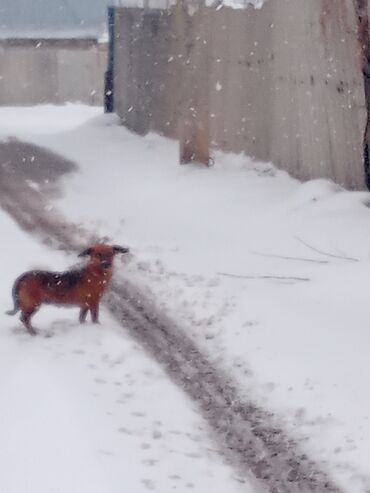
287 179 343 210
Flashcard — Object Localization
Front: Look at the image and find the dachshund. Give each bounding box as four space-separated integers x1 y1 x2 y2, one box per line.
6 244 129 335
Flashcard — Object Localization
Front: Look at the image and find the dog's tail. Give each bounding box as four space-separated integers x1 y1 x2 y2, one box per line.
6 283 20 316
6 307 19 316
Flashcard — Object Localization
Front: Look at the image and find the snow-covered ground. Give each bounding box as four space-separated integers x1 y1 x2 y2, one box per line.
0 205 252 492
0 107 254 493
2 104 370 492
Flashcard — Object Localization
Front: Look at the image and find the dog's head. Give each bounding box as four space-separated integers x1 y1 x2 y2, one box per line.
78 244 130 269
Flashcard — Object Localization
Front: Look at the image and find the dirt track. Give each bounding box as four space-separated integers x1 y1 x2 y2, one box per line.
0 139 343 493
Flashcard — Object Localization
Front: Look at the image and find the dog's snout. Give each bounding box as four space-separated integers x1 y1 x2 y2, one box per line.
101 260 112 269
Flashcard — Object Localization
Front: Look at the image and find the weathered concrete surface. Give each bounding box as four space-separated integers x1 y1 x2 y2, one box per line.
0 39 107 106
113 1 368 189
0 139 343 492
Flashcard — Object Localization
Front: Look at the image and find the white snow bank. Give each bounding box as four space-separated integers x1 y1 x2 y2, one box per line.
0 104 100 137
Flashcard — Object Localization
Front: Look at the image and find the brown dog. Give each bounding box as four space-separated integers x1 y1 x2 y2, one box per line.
6 244 129 335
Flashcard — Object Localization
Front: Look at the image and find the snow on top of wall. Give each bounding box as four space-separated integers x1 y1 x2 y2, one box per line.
0 29 104 40
115 0 266 9
207 0 266 8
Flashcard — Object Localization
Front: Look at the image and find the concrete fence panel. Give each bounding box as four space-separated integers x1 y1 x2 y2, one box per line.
0 40 107 106
113 2 368 189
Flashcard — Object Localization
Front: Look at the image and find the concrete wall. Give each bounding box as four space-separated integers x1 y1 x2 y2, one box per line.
0 39 107 106
113 2 370 190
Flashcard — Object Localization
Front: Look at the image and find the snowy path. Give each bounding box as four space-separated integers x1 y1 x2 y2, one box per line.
0 138 342 492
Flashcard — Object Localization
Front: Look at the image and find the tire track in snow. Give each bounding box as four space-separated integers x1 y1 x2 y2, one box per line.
0 141 342 493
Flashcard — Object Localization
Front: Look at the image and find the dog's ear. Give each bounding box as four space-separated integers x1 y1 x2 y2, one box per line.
78 247 93 257
113 245 130 254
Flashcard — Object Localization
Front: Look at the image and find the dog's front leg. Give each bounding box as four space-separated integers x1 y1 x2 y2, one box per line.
91 305 100 324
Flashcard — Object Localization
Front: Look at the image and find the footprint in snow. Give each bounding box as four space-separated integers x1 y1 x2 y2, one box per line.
142 458 158 466
118 427 133 435
141 479 156 491
169 474 181 481
94 377 106 384
131 411 146 417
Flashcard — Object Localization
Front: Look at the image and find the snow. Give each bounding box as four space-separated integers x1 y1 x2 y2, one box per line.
0 208 251 492
2 104 370 492
115 1 266 10
208 0 266 8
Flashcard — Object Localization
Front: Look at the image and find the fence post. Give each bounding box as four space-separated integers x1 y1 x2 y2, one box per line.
177 0 211 165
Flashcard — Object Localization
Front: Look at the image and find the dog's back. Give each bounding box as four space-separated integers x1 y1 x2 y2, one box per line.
11 268 93 307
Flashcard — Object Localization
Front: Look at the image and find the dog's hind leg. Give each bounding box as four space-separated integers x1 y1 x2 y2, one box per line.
20 308 38 336
91 305 100 324
79 307 88 324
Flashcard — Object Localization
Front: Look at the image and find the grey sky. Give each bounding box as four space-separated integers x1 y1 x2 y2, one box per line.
0 0 112 38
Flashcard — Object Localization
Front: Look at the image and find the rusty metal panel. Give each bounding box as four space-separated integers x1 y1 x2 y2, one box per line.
113 1 368 189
